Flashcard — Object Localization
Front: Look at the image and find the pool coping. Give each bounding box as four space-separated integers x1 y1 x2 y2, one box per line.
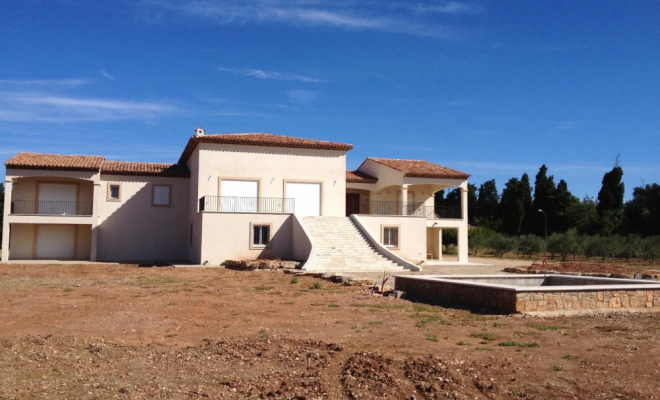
393 274 660 293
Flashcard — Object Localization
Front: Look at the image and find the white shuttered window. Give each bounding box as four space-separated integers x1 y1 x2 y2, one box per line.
153 185 171 207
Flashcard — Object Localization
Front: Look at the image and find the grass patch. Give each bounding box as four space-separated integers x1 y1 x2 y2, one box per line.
328 304 340 308
258 329 269 339
282 301 295 305
561 355 579 360
527 323 559 331
476 347 492 351
368 320 383 325
310 282 322 290
514 330 540 336
498 341 540 348
165 334 177 338
415 315 451 328
290 277 299 284
457 340 471 346
470 333 497 342
553 366 564 371
254 285 273 291
62 287 74 292
426 334 439 342
311 303 326 306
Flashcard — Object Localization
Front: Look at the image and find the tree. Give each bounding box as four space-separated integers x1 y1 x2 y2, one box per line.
566 196 600 235
533 165 557 235
488 234 516 258
546 229 580 261
444 188 461 207
467 183 477 225
517 234 545 259
553 179 579 233
499 178 525 236
519 173 534 234
583 235 611 262
597 159 625 235
468 227 494 256
476 179 499 229
597 160 625 217
624 183 660 237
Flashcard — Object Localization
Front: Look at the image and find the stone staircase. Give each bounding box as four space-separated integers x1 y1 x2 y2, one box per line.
300 216 409 272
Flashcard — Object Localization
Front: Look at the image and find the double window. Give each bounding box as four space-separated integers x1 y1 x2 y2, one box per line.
251 223 271 248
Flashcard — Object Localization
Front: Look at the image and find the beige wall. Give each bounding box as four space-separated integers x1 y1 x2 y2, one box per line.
96 175 189 262
186 149 203 263
8 223 91 260
357 215 427 262
196 143 347 216
200 213 293 265
6 168 100 183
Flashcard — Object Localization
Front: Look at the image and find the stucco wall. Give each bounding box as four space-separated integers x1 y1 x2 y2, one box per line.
200 213 293 265
196 143 347 217
356 215 427 262
186 149 202 264
96 175 189 262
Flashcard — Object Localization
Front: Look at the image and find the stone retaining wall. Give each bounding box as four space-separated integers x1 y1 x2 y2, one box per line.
394 277 519 312
518 289 660 312
395 276 660 314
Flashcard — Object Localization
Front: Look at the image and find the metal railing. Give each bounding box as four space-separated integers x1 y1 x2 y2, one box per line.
351 201 462 219
199 196 295 213
10 200 93 216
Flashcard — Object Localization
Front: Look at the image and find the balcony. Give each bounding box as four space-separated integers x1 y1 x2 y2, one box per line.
10 200 93 216
199 196 295 213
354 201 462 219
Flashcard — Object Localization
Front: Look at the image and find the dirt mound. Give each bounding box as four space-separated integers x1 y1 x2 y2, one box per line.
340 352 402 399
404 355 498 400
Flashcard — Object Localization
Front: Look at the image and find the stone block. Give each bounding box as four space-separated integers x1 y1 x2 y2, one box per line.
608 298 621 308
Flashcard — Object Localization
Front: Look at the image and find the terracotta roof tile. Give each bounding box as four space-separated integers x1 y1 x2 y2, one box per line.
179 133 353 163
102 161 190 178
367 157 470 180
5 152 104 171
346 170 378 184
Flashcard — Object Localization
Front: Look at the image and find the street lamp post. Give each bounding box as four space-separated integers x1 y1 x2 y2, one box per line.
538 209 547 240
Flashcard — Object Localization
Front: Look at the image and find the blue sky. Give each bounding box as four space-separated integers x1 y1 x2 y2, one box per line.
1 0 659 199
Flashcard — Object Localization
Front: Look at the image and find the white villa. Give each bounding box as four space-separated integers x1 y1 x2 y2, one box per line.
1 129 470 271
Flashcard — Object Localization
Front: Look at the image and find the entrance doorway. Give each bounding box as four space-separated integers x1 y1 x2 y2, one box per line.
346 193 360 216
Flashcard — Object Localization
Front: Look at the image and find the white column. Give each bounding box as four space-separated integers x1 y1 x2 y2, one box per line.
2 180 13 262
457 182 469 263
400 184 408 215
90 183 100 262
437 228 443 261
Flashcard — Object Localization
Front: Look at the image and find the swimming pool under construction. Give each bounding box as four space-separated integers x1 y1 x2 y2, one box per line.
394 274 660 314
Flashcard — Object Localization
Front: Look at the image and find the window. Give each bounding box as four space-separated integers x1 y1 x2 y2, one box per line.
152 184 171 207
382 226 399 249
189 223 193 246
251 224 271 248
107 183 121 201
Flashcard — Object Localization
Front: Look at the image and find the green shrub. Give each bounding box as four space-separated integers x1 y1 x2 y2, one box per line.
517 235 545 258
444 244 458 255
547 229 580 261
488 234 517 258
468 227 496 256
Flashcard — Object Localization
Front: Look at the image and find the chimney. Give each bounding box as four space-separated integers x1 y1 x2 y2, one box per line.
195 127 205 137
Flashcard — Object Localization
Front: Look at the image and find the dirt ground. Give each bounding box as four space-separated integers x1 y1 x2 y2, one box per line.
1 264 660 399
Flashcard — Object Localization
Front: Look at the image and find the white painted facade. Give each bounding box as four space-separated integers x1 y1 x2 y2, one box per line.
2 131 470 268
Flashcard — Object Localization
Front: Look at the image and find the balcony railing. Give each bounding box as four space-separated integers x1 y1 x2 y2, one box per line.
199 196 295 213
353 201 462 219
10 200 93 216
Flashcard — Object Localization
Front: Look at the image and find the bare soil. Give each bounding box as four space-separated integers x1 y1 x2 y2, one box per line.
526 260 660 276
1 264 660 399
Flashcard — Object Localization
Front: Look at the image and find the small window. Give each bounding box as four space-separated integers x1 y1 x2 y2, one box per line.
107 183 121 202
383 226 399 248
152 184 171 207
252 225 270 247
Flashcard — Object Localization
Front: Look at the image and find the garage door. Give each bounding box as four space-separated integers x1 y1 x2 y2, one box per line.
220 180 259 212
38 183 77 215
36 225 76 259
285 182 321 216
